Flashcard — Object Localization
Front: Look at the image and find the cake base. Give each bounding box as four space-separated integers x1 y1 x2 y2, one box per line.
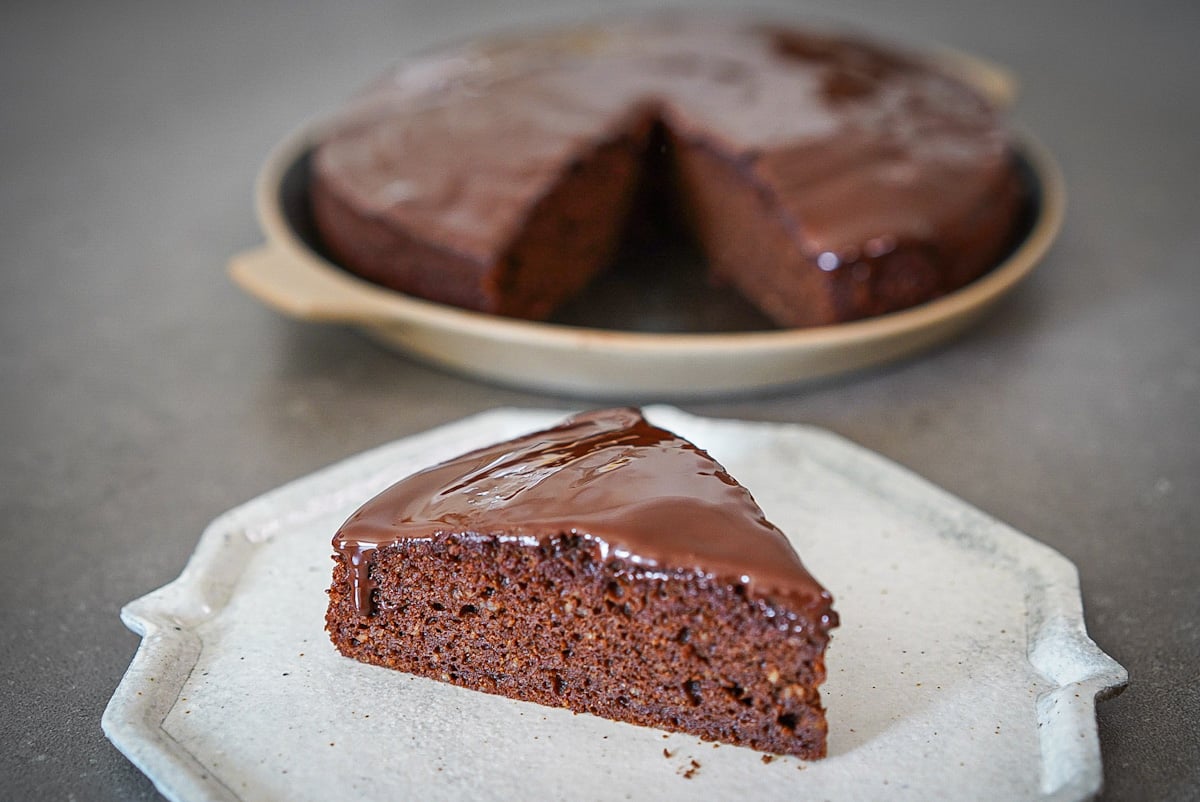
326 532 831 758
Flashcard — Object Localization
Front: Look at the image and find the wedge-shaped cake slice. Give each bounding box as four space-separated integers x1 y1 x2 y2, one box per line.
326 408 837 758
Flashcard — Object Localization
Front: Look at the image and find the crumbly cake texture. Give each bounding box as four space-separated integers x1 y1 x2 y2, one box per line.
326 408 838 758
311 15 1026 327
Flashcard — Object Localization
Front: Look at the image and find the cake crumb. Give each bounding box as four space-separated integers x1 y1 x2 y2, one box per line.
663 748 674 758
681 759 701 779
761 754 775 764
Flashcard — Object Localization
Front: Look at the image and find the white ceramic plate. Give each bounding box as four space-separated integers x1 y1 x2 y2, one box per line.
227 46 1064 399
104 407 1124 802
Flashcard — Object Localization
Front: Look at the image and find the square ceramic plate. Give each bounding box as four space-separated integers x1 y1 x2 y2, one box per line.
104 407 1124 801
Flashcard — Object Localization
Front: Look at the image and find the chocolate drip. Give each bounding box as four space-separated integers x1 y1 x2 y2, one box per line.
347 547 376 616
333 408 833 620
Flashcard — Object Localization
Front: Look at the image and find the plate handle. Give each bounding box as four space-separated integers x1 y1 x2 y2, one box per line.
932 47 1018 109
227 245 401 323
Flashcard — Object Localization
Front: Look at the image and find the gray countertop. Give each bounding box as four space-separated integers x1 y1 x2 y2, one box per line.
2 1 1196 799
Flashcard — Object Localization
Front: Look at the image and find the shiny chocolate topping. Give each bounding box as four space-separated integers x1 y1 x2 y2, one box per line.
316 15 1012 265
333 408 834 619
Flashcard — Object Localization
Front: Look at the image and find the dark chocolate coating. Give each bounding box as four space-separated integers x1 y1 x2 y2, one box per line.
334 408 834 620
312 16 1023 326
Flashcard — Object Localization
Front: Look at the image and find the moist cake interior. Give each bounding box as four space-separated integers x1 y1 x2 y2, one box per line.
546 119 779 332
307 116 782 333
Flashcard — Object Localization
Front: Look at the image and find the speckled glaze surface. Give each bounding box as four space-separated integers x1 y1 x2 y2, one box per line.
104 408 1125 801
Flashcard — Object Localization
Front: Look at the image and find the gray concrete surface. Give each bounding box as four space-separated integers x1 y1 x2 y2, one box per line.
1 1 1197 799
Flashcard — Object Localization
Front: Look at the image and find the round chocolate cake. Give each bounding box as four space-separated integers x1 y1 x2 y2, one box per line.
310 16 1025 328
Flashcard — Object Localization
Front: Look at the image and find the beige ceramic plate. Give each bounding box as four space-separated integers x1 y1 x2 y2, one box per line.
229 50 1064 399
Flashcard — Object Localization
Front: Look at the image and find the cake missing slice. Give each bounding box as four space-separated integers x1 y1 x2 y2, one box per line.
311 18 1026 328
325 408 837 758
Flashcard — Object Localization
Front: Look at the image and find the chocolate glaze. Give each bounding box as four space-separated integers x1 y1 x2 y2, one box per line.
314 15 1015 288
333 408 835 621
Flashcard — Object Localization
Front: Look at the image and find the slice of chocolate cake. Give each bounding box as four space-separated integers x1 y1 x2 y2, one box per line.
326 408 837 758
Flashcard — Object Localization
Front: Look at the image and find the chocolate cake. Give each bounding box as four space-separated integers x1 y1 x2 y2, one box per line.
326 408 837 758
310 16 1026 328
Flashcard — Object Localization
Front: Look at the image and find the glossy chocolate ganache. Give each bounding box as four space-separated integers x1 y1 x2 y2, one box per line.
333 408 834 621
312 15 1025 327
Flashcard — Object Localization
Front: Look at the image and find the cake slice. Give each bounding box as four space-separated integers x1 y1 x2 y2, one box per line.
325 408 837 758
